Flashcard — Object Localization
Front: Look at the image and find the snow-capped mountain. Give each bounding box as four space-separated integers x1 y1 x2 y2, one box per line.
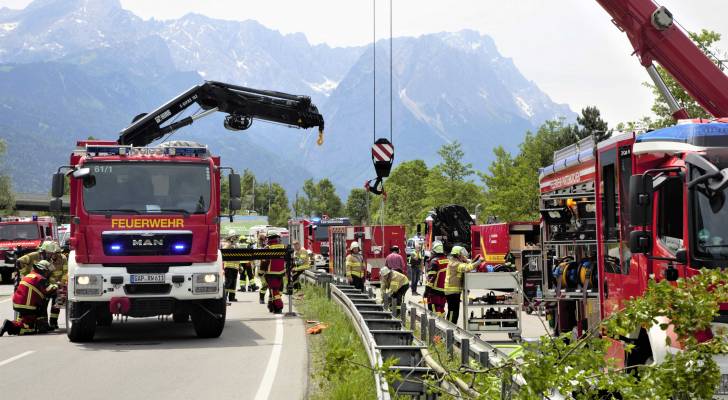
0 0 574 196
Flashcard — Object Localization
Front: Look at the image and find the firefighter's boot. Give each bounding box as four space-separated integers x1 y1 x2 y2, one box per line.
239 285 247 292
228 293 237 302
1 319 18 336
267 301 274 313
250 284 259 292
259 292 265 304
49 318 59 330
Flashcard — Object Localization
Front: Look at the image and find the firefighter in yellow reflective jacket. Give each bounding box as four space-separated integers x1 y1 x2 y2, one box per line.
16 241 67 329
444 246 482 324
345 241 366 291
222 230 239 302
289 240 310 290
256 233 268 304
380 266 409 317
237 236 258 292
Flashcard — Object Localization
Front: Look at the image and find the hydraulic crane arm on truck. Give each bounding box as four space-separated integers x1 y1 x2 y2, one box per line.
118 80 325 146
595 0 728 120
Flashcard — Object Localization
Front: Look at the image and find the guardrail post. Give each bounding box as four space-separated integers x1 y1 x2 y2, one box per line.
478 351 489 367
428 318 436 345
446 329 454 358
461 338 470 365
326 281 331 300
410 308 417 331
400 302 407 326
420 313 427 341
368 286 374 297
391 297 398 318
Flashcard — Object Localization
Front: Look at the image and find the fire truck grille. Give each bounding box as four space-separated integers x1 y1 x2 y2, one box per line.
124 284 172 296
127 298 175 318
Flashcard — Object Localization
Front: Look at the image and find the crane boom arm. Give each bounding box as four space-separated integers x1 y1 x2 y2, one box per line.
118 80 325 146
595 0 728 118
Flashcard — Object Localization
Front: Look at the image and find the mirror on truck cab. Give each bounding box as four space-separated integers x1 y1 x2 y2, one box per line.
229 197 241 212
51 172 65 198
49 198 63 213
229 173 241 199
629 174 653 227
629 230 652 254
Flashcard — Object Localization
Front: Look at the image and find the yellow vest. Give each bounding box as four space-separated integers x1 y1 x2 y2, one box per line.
385 270 410 294
18 251 68 285
293 248 310 272
346 253 365 278
444 258 476 295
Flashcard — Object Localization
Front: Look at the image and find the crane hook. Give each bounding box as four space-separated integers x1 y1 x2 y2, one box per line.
316 129 324 146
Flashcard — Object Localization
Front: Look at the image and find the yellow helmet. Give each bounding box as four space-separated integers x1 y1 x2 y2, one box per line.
40 241 62 253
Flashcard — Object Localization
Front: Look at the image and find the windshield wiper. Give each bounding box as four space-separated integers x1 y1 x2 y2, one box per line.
91 209 141 215
158 208 191 216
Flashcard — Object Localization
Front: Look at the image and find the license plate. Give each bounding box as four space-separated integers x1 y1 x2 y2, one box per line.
130 274 165 284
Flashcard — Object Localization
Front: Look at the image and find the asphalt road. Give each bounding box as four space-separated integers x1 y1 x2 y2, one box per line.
0 284 308 400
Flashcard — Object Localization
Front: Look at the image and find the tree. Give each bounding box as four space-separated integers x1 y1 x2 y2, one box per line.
345 188 371 225
295 178 344 217
575 106 610 142
423 142 485 219
436 141 473 182
370 160 430 231
645 29 725 128
0 139 14 213
254 181 290 227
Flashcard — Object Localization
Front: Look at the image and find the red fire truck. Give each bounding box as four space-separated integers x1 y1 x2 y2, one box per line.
329 225 406 285
0 216 58 283
49 81 324 342
289 217 350 269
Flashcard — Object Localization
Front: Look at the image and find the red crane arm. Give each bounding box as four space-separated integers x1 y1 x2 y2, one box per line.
595 0 728 119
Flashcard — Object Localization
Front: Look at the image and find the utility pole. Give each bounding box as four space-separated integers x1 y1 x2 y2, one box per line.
268 178 272 219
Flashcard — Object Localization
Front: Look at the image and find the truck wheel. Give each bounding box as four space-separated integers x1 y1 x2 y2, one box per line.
173 311 189 323
190 298 226 338
66 302 97 342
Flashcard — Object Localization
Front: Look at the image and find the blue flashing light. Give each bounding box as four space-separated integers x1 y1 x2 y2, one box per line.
173 244 186 251
32 215 38 221
167 147 208 157
636 123 728 144
311 217 321 222
110 244 122 251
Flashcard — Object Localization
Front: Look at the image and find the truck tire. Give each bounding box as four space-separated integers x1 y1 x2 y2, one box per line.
66 302 97 342
190 298 226 338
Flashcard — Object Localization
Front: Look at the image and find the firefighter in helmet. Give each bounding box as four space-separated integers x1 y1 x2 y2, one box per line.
444 246 482 324
222 229 240 302
257 232 268 304
15 240 67 329
424 241 448 317
379 266 409 317
261 232 285 314
289 240 310 290
1 260 58 336
345 241 366 291
237 236 258 292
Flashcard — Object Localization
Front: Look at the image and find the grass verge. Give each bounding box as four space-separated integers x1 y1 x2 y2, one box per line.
297 284 378 400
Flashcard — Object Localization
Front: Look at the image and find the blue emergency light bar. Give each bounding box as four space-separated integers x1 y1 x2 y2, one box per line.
85 144 209 157
636 123 728 146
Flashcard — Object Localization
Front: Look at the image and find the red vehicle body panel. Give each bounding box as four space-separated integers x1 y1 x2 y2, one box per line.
328 225 405 283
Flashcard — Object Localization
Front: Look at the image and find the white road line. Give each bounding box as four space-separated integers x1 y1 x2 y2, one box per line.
253 315 284 400
0 298 10 304
0 351 34 367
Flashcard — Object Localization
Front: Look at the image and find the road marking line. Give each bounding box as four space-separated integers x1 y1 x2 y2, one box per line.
0 351 34 367
254 315 284 400
0 298 10 304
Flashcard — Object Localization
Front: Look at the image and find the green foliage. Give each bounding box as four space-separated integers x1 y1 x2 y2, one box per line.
298 284 377 400
255 181 290 227
644 29 725 128
0 139 14 212
344 188 371 225
294 178 344 218
436 141 474 182
423 142 485 220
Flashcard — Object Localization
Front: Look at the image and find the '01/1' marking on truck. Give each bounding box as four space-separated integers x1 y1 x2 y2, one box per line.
111 218 185 229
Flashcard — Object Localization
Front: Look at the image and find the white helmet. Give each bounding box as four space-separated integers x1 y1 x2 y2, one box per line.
227 229 237 236
349 241 360 250
380 266 391 276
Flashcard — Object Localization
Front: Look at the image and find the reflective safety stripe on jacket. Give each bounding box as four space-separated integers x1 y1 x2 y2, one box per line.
345 254 365 278
384 270 409 294
18 251 67 284
443 258 476 295
266 244 286 275
293 248 310 272
12 273 49 311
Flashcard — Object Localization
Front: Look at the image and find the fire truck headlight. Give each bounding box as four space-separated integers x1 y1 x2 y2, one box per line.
74 274 103 296
192 273 219 294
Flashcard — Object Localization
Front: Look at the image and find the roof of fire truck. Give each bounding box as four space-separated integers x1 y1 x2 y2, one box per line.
633 120 728 155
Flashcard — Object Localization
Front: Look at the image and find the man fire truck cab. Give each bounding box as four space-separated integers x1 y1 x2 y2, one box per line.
0 216 57 283
49 81 324 342
539 121 728 372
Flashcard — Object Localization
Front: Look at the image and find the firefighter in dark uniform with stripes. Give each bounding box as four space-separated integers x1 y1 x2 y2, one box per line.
222 230 239 302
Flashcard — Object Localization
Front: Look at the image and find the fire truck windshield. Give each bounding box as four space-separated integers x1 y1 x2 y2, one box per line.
83 162 211 215
0 224 39 241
